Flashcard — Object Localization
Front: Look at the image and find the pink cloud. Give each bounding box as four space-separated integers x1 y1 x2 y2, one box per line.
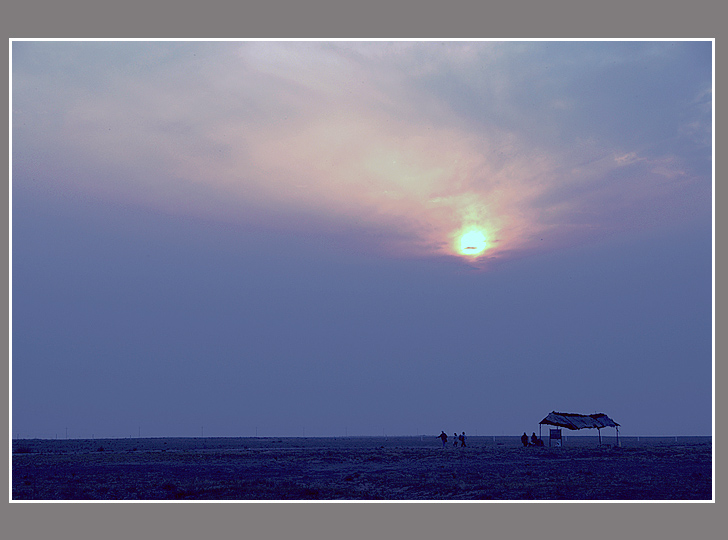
14 41 711 267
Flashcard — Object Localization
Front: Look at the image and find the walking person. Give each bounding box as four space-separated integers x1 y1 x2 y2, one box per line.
459 432 467 447
453 433 458 447
438 431 448 447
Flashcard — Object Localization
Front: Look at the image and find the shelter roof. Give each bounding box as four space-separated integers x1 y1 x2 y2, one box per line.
539 411 620 430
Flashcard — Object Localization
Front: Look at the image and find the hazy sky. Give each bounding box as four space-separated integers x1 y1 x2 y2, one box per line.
12 40 712 438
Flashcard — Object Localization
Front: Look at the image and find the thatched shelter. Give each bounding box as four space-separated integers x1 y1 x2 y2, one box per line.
539 411 620 446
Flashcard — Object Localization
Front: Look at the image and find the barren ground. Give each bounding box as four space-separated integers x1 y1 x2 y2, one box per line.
12 436 712 500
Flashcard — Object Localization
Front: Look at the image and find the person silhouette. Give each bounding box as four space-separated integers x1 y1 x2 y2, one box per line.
438 431 448 447
453 433 458 447
521 432 529 447
459 432 466 447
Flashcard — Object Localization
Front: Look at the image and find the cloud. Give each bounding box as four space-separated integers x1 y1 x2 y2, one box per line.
12 41 712 266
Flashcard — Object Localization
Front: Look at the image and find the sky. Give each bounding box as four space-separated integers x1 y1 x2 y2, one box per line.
11 40 713 438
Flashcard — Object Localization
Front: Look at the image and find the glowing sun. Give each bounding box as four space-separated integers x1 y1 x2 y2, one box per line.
458 229 487 256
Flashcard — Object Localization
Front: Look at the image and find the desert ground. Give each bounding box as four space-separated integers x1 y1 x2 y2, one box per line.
12 435 712 501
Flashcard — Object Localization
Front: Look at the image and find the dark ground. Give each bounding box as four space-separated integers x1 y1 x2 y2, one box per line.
11 436 712 500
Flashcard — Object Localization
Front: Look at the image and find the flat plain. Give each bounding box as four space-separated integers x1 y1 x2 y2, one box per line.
11 436 712 501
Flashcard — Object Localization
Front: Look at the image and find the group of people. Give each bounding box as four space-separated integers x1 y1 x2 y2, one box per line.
437 431 467 447
436 430 545 448
521 432 544 447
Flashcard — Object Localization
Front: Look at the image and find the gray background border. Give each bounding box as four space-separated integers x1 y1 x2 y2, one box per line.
3 1 722 539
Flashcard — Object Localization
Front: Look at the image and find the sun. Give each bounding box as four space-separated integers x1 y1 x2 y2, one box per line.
458 229 487 256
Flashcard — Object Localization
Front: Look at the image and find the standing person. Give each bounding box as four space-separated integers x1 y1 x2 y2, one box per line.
453 433 458 447
521 432 529 447
459 432 467 447
531 432 538 446
438 431 448 447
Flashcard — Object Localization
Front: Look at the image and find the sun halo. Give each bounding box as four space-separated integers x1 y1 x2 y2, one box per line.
457 229 487 256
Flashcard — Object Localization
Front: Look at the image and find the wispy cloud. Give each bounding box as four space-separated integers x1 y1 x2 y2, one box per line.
12 41 712 265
